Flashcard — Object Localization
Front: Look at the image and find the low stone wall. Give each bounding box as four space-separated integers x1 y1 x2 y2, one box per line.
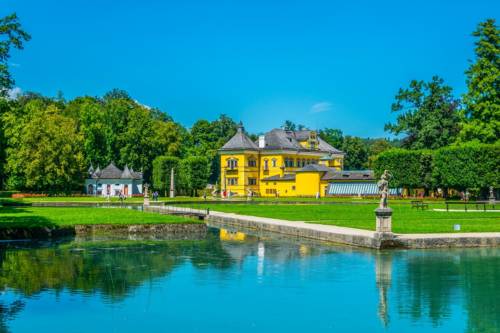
0 226 74 239
206 211 500 249
395 233 500 249
206 213 395 249
74 223 207 236
0 223 207 240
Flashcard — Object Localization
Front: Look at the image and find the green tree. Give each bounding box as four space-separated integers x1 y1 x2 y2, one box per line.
458 19 500 143
3 100 85 191
366 138 393 168
189 115 237 183
65 96 112 167
152 156 180 196
179 156 210 196
385 76 461 149
319 128 344 149
341 136 368 170
0 13 31 95
282 120 306 131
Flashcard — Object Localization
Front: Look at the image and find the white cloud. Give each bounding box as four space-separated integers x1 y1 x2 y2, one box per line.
7 87 22 100
310 101 332 113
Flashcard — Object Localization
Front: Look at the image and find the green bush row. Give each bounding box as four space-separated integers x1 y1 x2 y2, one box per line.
373 143 500 191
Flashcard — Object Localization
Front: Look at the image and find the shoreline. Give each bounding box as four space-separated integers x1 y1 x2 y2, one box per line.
1 202 499 249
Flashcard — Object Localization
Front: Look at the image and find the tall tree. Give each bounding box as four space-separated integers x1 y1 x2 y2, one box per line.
385 76 461 149
189 115 237 183
341 136 368 170
179 156 210 196
282 120 306 131
3 99 85 191
0 13 30 95
458 19 500 143
319 128 344 149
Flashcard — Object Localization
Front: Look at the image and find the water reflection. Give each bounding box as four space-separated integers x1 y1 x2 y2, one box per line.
0 230 499 332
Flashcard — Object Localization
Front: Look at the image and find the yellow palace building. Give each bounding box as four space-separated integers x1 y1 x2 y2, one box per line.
219 123 379 198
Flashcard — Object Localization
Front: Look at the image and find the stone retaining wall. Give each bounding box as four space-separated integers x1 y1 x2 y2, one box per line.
0 223 207 240
206 213 396 249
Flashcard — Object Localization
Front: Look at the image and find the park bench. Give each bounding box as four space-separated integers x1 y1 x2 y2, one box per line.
411 200 428 210
445 201 497 212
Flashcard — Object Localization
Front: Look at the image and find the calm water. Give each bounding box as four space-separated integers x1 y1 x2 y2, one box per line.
0 229 499 333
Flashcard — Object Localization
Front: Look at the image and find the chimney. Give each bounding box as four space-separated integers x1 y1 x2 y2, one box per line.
258 135 266 148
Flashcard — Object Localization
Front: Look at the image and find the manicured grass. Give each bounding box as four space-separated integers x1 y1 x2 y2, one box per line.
11 196 209 204
178 202 500 234
8 195 448 204
0 206 199 229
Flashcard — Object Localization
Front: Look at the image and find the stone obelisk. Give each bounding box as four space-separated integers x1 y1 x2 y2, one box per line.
169 168 175 198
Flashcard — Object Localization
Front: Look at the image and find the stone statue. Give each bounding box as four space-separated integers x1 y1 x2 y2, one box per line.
212 182 218 198
377 170 392 209
247 188 253 201
489 186 496 203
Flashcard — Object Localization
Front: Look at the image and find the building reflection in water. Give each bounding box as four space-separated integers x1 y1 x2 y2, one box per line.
257 241 265 278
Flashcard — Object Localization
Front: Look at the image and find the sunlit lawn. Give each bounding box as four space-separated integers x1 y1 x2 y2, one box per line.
0 206 199 229
178 202 500 234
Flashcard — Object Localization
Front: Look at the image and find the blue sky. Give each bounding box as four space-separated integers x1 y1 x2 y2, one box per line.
4 0 499 137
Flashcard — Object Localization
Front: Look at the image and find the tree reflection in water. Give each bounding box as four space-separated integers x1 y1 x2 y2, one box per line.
394 248 500 333
0 233 233 331
0 232 499 333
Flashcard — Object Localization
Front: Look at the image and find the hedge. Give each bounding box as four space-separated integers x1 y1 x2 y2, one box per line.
432 143 499 190
373 144 499 191
373 149 433 189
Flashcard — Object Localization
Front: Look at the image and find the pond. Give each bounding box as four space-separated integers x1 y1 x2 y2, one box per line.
0 229 499 333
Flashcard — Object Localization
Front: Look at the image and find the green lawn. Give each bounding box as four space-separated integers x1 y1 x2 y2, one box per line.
178 202 500 234
0 206 199 229
4 195 446 204
11 196 203 203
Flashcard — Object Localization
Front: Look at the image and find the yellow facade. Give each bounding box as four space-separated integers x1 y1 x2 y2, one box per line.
219 126 344 198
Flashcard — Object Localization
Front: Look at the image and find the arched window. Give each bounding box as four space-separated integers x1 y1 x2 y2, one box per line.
272 158 277 167
264 159 269 170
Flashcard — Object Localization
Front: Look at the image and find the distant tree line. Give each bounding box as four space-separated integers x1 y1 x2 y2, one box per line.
0 13 498 196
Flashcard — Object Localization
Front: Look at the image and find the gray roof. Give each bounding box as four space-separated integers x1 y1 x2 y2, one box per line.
322 170 375 181
219 124 259 151
90 162 142 180
258 129 343 154
261 129 302 150
219 125 343 154
261 174 296 181
318 138 343 154
296 164 332 172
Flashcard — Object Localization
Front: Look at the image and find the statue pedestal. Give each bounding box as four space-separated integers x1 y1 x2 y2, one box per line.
375 208 393 233
144 197 150 206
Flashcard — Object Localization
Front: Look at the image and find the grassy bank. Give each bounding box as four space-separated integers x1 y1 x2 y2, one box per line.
178 203 500 234
0 206 199 229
